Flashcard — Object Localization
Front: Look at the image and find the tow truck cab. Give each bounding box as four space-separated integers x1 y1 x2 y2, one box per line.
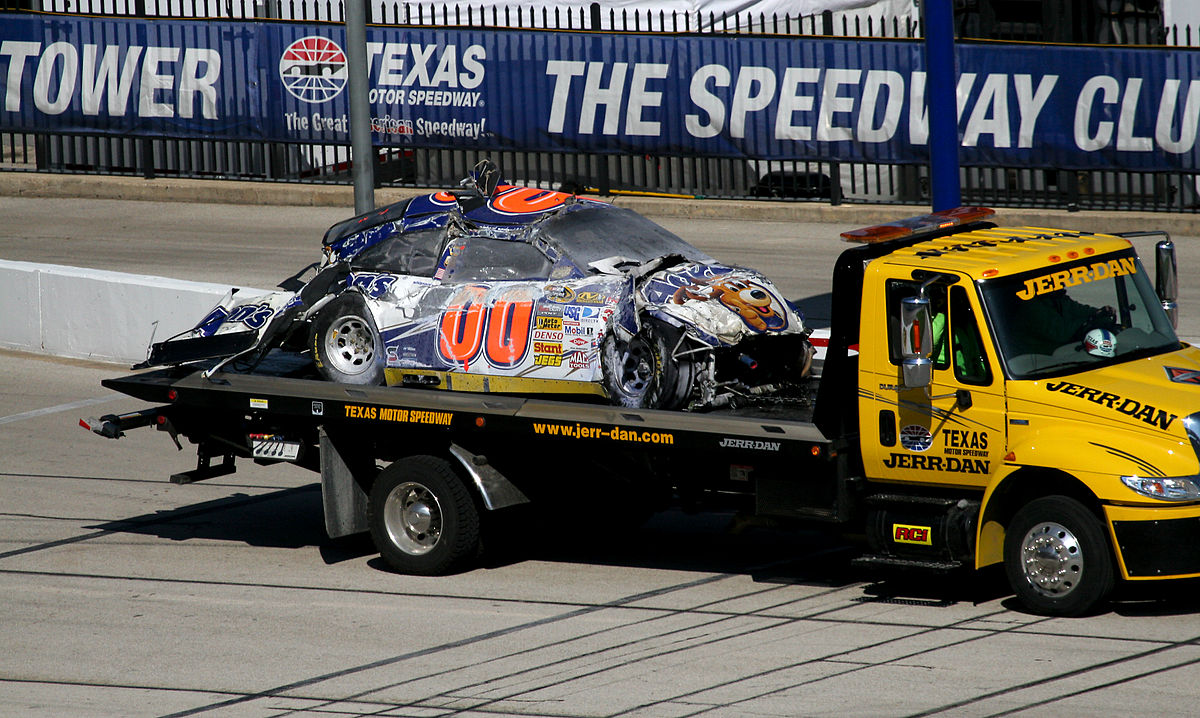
840 208 1199 615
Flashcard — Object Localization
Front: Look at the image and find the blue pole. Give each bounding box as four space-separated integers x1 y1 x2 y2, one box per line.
924 0 961 211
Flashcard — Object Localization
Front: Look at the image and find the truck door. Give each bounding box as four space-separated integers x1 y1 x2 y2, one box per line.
860 275 1006 488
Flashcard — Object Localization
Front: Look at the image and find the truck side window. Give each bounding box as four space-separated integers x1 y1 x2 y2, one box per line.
949 285 992 385
886 280 949 371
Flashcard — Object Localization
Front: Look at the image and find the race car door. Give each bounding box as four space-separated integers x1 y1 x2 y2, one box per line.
860 275 1007 490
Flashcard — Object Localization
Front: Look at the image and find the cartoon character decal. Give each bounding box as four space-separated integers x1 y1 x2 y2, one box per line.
642 264 791 334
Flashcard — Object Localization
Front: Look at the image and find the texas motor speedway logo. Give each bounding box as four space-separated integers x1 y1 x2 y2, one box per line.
279 36 348 103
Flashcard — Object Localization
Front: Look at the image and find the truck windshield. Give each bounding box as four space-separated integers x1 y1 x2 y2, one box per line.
979 249 1179 379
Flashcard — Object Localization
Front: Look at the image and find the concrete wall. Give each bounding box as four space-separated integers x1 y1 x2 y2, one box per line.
0 260 264 365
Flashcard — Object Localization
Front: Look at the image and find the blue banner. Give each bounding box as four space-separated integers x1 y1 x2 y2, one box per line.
2 13 1200 171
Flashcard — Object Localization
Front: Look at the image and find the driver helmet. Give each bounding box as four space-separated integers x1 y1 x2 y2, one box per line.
1083 327 1117 357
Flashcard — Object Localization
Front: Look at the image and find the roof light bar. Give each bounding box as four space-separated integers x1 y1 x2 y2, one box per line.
841 207 996 244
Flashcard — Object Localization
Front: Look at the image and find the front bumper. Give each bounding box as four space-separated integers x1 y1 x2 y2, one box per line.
1106 503 1200 579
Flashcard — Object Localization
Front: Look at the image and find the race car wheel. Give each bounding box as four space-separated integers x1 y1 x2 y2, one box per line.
601 320 693 410
311 294 385 385
1004 495 1114 617
368 456 481 575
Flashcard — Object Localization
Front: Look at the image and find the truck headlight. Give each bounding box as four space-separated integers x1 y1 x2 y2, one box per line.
1121 412 1200 501
1120 475 1200 501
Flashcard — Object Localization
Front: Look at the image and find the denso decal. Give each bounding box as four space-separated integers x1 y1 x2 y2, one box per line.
1044 381 1177 430
882 453 990 473
892 524 932 545
1015 257 1138 300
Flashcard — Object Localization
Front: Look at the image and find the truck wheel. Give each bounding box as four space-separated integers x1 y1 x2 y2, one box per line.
368 456 480 575
311 294 385 385
601 321 692 410
1004 495 1114 617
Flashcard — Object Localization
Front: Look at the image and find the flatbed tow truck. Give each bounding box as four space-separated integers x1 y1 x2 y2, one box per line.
86 208 1200 616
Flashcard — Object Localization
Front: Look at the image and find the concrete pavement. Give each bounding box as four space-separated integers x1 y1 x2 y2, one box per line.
4 170 1199 236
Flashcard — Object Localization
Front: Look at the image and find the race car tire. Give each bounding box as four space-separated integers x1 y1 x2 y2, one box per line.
1003 495 1114 617
311 294 386 385
601 320 693 410
368 455 481 576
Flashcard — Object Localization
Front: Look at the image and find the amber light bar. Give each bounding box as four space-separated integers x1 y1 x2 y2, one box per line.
840 207 996 244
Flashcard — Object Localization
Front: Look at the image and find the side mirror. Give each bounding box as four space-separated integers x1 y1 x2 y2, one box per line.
899 295 933 388
1156 238 1178 329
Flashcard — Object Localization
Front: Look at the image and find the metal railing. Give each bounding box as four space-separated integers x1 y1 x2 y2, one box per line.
1 1 1197 213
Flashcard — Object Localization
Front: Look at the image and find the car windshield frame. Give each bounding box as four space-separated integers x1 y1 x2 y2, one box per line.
978 248 1180 380
534 205 713 272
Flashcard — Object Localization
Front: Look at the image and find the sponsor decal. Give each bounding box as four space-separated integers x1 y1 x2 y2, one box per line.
718 437 782 451
944 429 990 457
311 401 324 416
1165 366 1200 385
195 306 229 336
226 302 274 330
349 272 398 298
1045 381 1177 430
533 329 562 341
345 404 453 425
892 524 932 545
643 264 789 332
536 316 563 331
1015 257 1138 300
899 424 933 452
882 453 990 473
280 36 347 103
250 398 269 410
534 340 562 366
544 285 576 304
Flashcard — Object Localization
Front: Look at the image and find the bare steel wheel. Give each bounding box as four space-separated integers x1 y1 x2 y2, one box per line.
1004 495 1114 616
368 456 480 575
311 294 385 385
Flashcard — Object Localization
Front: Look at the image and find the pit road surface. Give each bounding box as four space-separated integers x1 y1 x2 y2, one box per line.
2 196 1199 717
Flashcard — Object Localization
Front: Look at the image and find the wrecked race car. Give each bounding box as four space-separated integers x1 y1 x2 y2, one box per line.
142 170 813 410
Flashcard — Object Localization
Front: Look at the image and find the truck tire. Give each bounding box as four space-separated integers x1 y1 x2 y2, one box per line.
368 455 480 575
1004 495 1114 617
311 294 385 385
601 320 693 410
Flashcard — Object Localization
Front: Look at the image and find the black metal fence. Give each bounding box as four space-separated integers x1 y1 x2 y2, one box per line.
1 1 1197 213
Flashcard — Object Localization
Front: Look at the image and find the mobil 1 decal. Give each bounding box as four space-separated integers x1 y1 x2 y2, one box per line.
884 425 991 475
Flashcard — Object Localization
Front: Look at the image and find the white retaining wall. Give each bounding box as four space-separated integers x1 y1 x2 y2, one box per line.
0 260 265 365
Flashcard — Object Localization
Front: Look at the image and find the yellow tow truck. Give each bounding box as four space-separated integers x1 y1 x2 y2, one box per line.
89 206 1198 616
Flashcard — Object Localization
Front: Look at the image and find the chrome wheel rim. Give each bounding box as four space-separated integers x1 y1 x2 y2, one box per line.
325 315 376 376
382 481 442 555
1019 520 1083 598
